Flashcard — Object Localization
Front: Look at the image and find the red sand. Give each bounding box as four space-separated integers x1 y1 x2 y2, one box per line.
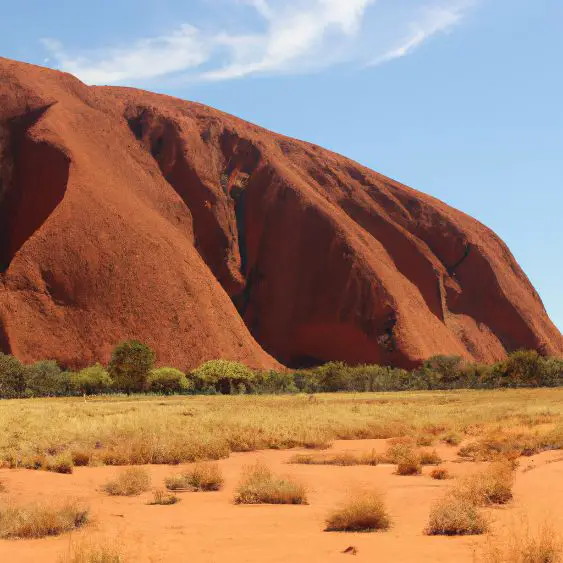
1 441 562 562
1 57 561 369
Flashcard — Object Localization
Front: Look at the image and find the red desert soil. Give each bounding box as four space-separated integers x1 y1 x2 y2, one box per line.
1 57 562 369
1 441 562 562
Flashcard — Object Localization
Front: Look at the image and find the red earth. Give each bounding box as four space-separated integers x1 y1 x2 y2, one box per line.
0 57 561 370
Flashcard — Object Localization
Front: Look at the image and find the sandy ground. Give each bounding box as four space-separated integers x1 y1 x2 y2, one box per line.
1 440 562 563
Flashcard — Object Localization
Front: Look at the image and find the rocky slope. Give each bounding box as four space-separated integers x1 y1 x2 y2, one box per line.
1 58 561 369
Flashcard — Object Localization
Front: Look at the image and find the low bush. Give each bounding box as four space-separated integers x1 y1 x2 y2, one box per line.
0 500 89 538
103 467 151 496
148 489 180 505
69 364 113 395
145 368 191 395
44 452 74 474
425 496 488 536
234 463 307 505
325 490 391 532
419 449 442 465
165 463 223 491
190 360 255 394
430 467 451 480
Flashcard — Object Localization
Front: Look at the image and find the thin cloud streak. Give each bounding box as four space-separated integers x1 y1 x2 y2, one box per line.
41 1 476 85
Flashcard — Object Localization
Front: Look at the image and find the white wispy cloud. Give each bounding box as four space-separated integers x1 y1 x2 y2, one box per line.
41 0 477 85
370 3 472 65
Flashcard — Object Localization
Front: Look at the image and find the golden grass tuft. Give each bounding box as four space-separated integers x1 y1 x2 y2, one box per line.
480 520 562 563
234 462 307 505
0 500 89 539
325 490 391 532
59 539 123 563
44 452 74 474
454 462 514 506
165 462 224 492
103 467 151 496
419 449 442 465
425 496 488 536
147 489 180 505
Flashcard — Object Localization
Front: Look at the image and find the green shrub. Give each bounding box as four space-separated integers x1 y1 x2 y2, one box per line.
190 360 255 394
24 360 68 397
146 368 191 395
0 353 26 398
70 364 112 395
252 370 298 394
108 341 155 395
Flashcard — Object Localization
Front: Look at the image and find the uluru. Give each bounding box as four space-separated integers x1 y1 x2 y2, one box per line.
0 57 561 370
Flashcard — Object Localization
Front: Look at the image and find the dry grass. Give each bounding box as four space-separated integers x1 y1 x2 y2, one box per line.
288 450 380 466
480 519 562 562
454 462 514 506
59 539 123 562
165 462 224 492
103 467 151 496
234 462 307 505
0 500 89 539
425 496 488 536
430 467 451 480
325 490 391 532
0 389 561 468
147 489 180 505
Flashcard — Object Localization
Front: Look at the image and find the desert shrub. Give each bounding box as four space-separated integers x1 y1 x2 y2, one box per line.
252 370 298 394
70 364 113 395
148 489 180 505
313 362 352 392
292 370 321 393
146 368 191 395
71 450 91 467
0 353 26 398
165 462 223 491
417 355 467 389
325 490 391 532
425 496 488 536
103 467 151 496
396 458 422 476
43 452 74 474
430 467 451 480
454 462 513 506
234 462 307 505
442 432 463 446
0 500 89 538
25 360 68 397
419 449 442 465
108 341 155 395
190 360 255 394
480 520 562 563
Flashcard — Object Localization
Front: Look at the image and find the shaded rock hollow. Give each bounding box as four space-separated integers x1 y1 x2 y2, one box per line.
0 58 561 370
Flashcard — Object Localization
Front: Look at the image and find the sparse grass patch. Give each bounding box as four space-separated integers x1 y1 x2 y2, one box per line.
0 500 89 539
430 467 451 480
480 519 562 563
165 462 223 491
59 539 123 562
103 467 150 496
325 490 391 532
425 496 488 536
148 489 180 505
234 462 307 505
288 450 380 467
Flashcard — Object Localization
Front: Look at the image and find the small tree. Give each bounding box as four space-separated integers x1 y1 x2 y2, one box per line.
70 364 113 395
0 353 26 398
190 360 255 394
146 368 191 395
108 341 155 395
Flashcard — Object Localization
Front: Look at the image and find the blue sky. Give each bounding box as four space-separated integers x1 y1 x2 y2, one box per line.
2 0 562 331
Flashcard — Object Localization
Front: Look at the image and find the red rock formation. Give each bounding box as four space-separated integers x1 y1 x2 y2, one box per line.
0 58 561 369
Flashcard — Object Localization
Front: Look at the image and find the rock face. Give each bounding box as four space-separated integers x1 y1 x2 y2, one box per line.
0 58 561 369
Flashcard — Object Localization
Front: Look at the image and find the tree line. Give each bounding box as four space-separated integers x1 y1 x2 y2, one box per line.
0 340 562 399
